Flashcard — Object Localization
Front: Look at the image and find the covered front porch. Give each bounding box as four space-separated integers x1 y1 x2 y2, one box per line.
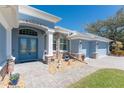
10 5 61 63
12 21 54 63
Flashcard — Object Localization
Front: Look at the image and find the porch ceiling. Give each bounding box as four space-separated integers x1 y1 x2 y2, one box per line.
0 5 19 29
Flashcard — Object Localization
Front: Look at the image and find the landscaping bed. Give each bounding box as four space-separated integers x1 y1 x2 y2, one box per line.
48 59 86 74
0 74 25 88
69 69 124 88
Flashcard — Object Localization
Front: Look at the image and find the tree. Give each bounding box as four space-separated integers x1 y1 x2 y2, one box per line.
85 7 124 49
111 41 123 51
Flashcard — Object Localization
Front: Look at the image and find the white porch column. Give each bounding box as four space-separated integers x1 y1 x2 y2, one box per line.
107 42 110 55
6 29 12 59
46 29 54 56
95 41 99 59
96 41 98 53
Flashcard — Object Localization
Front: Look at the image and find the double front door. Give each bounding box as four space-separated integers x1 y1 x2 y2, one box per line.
18 37 38 62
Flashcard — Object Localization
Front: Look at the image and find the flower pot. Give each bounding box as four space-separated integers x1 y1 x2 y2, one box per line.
10 79 18 85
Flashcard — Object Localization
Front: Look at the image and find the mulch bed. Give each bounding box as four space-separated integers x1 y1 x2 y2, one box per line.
48 59 86 74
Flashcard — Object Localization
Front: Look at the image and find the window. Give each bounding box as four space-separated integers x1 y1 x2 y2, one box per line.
19 29 38 36
53 36 56 50
60 37 69 51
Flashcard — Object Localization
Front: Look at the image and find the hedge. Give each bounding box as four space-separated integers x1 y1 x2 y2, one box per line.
111 50 124 56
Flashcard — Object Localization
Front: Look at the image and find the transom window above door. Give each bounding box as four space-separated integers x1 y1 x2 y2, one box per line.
19 29 38 36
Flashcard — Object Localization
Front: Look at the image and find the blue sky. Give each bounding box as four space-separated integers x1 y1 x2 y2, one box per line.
31 5 122 32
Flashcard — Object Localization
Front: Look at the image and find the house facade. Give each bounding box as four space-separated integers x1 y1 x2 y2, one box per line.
0 5 111 76
68 32 110 59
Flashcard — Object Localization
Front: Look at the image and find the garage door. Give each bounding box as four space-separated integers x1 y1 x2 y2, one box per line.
97 42 107 57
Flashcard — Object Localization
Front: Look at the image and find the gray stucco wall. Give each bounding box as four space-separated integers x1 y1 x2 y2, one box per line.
71 39 91 57
70 39 79 54
79 40 90 57
0 24 7 66
12 26 46 62
70 39 109 58
71 39 95 58
19 13 55 29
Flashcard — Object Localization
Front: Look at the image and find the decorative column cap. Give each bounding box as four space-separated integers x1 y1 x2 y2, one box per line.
7 55 16 61
47 28 55 34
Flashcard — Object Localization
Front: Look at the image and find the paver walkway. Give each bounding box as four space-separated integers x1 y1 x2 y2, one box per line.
14 56 124 88
14 62 98 88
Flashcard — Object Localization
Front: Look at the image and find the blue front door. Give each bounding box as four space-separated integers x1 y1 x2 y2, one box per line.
18 37 38 62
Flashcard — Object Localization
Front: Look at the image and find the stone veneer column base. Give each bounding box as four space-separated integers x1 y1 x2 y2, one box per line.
71 53 85 61
44 56 53 64
92 52 98 59
0 64 8 81
78 54 85 61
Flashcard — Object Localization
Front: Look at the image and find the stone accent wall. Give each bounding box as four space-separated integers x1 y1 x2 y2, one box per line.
44 56 54 64
71 53 85 61
53 51 65 60
77 54 85 61
0 64 8 81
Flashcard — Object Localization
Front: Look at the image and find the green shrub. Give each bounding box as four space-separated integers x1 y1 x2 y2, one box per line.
10 73 20 81
112 50 124 56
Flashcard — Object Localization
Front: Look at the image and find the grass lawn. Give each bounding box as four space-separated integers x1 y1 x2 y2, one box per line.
69 69 124 88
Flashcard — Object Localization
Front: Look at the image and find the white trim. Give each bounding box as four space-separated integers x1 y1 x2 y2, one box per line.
55 26 73 35
19 20 55 33
46 30 54 56
6 29 12 59
97 55 108 59
84 57 91 60
19 5 61 23
19 20 48 30
53 50 68 53
0 61 7 71
59 50 68 52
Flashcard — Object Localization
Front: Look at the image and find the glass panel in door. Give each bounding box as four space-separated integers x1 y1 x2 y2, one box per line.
20 38 28 54
28 38 37 60
30 39 37 53
19 37 29 61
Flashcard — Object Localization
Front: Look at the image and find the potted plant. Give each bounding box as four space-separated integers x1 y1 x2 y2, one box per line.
10 73 20 85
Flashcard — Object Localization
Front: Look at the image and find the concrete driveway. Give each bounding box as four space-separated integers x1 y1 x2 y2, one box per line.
14 56 124 88
87 56 124 70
